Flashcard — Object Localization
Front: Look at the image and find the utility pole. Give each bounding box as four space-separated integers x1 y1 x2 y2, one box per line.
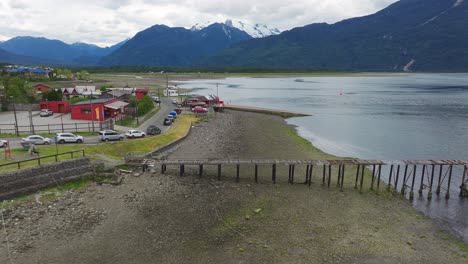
10 96 18 136
90 92 95 132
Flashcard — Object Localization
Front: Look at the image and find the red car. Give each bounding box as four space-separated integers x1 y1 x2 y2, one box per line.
192 106 208 113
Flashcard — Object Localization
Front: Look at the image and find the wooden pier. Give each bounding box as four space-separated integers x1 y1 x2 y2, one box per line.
128 158 468 199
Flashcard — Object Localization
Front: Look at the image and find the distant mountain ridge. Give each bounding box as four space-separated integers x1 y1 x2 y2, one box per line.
204 0 468 71
191 19 281 38
99 23 252 67
0 37 126 66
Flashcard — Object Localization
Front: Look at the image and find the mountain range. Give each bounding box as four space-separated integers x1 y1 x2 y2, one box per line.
1 0 467 71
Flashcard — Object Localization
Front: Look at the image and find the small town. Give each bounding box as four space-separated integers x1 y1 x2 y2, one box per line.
1 1 468 264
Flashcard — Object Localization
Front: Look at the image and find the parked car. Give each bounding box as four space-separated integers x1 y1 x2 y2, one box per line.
39 109 53 117
146 125 162 135
99 130 124 142
55 133 84 144
21 135 52 145
0 139 8 148
174 108 182 114
167 115 175 122
152 96 161 103
125 129 146 138
163 118 172 126
192 106 208 113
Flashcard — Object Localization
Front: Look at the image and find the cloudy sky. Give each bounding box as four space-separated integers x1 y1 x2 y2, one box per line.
0 0 397 47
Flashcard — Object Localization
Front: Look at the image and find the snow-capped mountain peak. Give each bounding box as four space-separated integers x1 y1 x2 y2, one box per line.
190 20 281 38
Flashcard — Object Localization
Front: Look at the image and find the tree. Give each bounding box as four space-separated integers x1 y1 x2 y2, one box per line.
79 70 90 80
42 90 63 101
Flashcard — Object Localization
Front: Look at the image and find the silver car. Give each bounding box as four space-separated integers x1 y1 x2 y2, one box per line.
99 130 124 142
55 133 84 144
21 135 52 145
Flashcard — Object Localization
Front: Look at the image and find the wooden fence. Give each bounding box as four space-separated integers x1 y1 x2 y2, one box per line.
0 150 85 170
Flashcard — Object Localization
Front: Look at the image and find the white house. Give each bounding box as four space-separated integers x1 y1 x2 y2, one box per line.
164 88 179 97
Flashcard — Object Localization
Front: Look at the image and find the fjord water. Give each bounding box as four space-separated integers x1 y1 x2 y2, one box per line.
178 74 468 241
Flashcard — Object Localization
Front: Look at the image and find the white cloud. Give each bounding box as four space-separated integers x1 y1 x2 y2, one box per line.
0 0 397 47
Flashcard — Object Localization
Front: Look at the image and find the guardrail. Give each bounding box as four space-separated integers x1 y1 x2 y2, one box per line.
0 150 85 170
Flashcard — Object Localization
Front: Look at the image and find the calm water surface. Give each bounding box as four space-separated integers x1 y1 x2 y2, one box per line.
178 74 468 241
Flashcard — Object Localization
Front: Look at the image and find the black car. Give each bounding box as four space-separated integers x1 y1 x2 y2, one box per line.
163 118 172 126
146 125 162 135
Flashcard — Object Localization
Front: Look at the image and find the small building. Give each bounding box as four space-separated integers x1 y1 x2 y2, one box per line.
33 84 51 93
136 88 149 100
164 88 178 97
39 101 70 113
71 98 128 121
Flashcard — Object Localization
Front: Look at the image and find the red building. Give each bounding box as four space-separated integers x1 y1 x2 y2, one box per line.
33 84 51 93
135 88 149 100
39 101 70 113
71 98 128 121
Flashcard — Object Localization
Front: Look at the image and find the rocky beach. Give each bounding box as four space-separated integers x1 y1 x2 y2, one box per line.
1 110 467 264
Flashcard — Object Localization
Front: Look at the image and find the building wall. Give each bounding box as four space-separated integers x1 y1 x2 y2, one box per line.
33 84 50 93
0 158 92 201
71 103 105 121
40 101 70 113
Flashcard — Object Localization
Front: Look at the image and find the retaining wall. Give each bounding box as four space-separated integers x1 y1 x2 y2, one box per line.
0 158 93 201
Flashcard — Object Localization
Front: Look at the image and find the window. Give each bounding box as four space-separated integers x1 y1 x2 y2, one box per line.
81 108 91 114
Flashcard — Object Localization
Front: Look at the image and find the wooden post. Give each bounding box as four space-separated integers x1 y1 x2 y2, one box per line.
161 164 165 174
394 165 400 192
180 164 184 176
38 158 41 166
55 154 58 162
410 165 417 201
71 152 74 159
401 165 408 195
337 165 342 188
376 165 382 193
446 165 453 199
436 165 443 195
255 164 258 183
199 164 203 178
370 165 376 191
387 165 394 191
236 164 240 183
288 165 292 184
272 164 276 184
419 165 426 196
354 165 360 189
428 165 435 199
308 165 313 187
305 165 310 184
359 164 365 193
460 165 467 197
291 165 295 184
217 164 222 181
340 165 345 192
327 165 331 188
322 165 326 185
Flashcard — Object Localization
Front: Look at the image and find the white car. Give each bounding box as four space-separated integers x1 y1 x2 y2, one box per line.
0 139 8 148
125 130 146 138
55 133 84 144
21 135 52 145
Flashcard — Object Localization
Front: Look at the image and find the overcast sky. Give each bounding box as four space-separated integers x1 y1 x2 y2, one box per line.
0 0 397 47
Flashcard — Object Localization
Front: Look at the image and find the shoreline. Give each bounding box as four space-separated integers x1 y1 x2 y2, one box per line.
1 106 467 263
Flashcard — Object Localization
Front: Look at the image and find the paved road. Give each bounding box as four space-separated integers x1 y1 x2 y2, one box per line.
3 98 177 150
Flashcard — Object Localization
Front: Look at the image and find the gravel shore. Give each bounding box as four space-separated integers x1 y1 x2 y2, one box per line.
0 110 466 264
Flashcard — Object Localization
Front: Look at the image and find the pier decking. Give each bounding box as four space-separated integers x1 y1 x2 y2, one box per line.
126 158 468 199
